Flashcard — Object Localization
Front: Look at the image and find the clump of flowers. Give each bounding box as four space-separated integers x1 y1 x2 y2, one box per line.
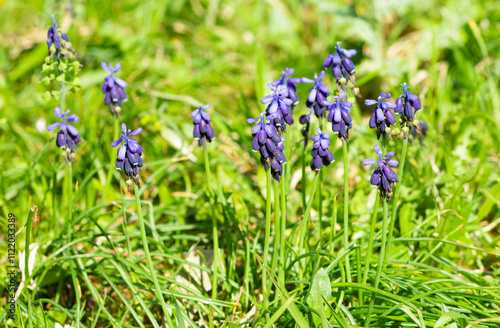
247 113 286 181
362 145 399 201
261 84 294 134
310 128 335 171
47 107 81 163
270 68 301 106
324 91 353 141
101 62 128 117
302 71 330 119
323 41 359 96
46 15 78 61
365 92 397 139
395 83 422 130
112 124 144 190
191 104 216 146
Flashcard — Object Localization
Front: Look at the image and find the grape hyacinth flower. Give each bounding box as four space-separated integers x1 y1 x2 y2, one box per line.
395 83 422 129
261 84 294 133
411 120 428 144
323 41 359 96
191 104 216 146
46 15 78 61
362 145 399 202
324 91 353 141
112 124 144 190
101 62 128 116
270 68 301 106
365 92 397 139
247 113 286 181
47 107 81 163
302 71 330 119
310 128 335 171
299 112 312 144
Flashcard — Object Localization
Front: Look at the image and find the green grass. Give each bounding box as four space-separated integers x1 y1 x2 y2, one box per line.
1 0 500 327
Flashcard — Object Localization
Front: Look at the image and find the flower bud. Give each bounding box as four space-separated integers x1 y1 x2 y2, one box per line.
339 77 347 84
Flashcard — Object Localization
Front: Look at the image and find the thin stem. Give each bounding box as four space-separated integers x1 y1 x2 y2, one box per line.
134 189 175 327
66 162 73 240
329 196 337 255
270 179 280 288
203 141 219 328
342 139 351 285
301 138 307 212
25 208 34 328
120 179 133 261
384 137 408 268
362 195 380 289
59 81 65 111
318 119 325 243
279 175 286 290
299 172 320 253
364 197 389 327
102 117 119 201
263 168 272 310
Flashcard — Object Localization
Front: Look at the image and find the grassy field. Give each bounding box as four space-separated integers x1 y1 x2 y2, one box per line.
1 0 500 327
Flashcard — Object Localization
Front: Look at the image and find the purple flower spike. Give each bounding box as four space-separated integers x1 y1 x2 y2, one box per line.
248 112 286 181
112 123 144 190
362 145 399 201
101 62 128 117
46 15 79 61
271 67 301 105
324 91 353 141
47 106 81 163
261 84 294 133
310 128 334 171
191 104 215 146
302 71 330 119
323 41 359 96
395 83 422 130
365 92 398 139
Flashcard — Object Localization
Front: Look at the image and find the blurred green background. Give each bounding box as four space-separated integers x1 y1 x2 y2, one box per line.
0 0 499 325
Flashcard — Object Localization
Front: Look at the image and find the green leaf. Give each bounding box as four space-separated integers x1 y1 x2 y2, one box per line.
434 311 469 328
307 268 332 327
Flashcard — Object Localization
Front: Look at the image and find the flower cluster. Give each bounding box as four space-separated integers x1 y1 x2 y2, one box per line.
324 91 353 141
310 128 335 171
395 83 422 128
101 62 128 116
46 15 78 61
365 92 397 139
302 71 330 119
261 84 294 133
47 107 81 163
270 68 301 106
112 124 144 190
191 104 216 146
247 113 286 181
362 145 399 201
323 42 359 96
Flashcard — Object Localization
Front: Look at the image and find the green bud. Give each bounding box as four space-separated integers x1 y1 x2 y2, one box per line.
402 127 409 133
115 106 122 113
56 73 66 82
339 77 347 84
354 87 360 95
59 61 67 70
126 179 133 186
41 77 51 85
66 148 72 154
44 56 51 63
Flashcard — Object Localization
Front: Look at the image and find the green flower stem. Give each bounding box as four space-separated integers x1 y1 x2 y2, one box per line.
361 195 380 290
318 118 325 243
384 136 408 268
102 117 120 201
364 196 389 327
262 168 272 310
24 208 34 328
301 136 307 212
66 162 73 240
329 196 337 255
270 180 280 279
120 179 133 261
279 176 286 289
342 139 352 286
203 141 219 328
299 171 320 253
134 188 175 327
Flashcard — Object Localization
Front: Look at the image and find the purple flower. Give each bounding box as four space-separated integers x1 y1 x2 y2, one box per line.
47 107 81 163
411 120 428 144
46 15 78 61
324 91 353 141
310 128 335 171
191 104 215 146
365 92 397 139
112 123 144 190
395 83 422 128
270 68 301 105
247 113 286 181
261 84 294 133
362 145 399 201
101 62 128 116
323 41 359 95
302 71 330 119
299 111 312 144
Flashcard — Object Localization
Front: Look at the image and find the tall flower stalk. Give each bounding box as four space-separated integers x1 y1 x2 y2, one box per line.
112 124 175 326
